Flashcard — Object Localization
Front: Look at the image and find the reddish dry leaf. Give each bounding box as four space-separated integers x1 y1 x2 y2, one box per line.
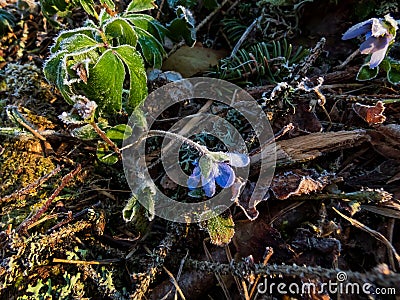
352 101 386 125
270 169 331 200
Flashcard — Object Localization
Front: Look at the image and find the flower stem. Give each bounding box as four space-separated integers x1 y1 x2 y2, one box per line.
147 130 209 155
90 121 121 159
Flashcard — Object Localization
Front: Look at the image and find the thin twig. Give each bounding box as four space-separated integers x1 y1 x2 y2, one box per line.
186 259 400 287
333 207 400 270
334 49 360 70
249 247 273 299
53 258 120 265
225 246 245 299
203 239 232 300
0 165 61 203
46 201 102 234
90 121 121 159
195 0 230 32
228 17 261 60
16 164 82 234
249 123 294 156
130 225 180 300
161 266 186 300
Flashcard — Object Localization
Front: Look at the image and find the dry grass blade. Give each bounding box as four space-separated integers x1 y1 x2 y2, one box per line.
333 207 400 270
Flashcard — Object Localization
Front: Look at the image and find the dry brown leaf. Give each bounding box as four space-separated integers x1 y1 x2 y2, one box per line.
162 44 228 77
270 169 331 200
352 101 386 125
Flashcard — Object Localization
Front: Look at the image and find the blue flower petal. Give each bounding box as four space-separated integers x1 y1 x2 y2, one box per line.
202 175 216 197
342 19 374 40
187 165 201 190
371 18 387 37
359 36 389 54
215 163 235 188
369 42 390 68
227 153 250 168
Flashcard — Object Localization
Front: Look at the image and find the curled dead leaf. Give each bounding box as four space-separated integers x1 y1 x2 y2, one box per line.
270 169 332 200
352 101 386 125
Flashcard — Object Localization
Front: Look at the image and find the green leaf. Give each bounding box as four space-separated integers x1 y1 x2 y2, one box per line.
199 155 214 179
44 50 67 85
81 49 125 113
100 0 115 10
0 9 16 36
97 141 119 164
126 0 156 13
113 45 148 111
44 51 76 104
356 64 379 81
134 27 165 68
387 63 400 85
103 18 138 47
58 33 99 53
167 6 196 46
139 186 155 220
122 195 140 222
99 8 113 25
106 124 133 141
51 27 99 53
71 124 98 140
209 151 229 162
124 13 168 42
78 0 98 17
380 58 391 72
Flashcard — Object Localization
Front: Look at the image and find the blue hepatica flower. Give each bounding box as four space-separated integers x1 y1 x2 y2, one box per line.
342 14 398 68
187 152 250 197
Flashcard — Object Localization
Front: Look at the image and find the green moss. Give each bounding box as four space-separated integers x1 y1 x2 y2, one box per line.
0 139 55 197
201 209 235 246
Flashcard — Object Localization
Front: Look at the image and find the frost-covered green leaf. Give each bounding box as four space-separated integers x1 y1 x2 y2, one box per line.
77 0 97 18
209 151 229 162
167 6 196 46
103 18 138 47
57 33 99 53
114 45 148 111
199 155 214 178
80 49 125 113
71 124 98 139
356 63 379 81
123 195 140 222
126 0 156 13
134 27 165 68
387 63 400 85
40 0 98 26
123 187 155 221
51 27 100 53
124 14 168 42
